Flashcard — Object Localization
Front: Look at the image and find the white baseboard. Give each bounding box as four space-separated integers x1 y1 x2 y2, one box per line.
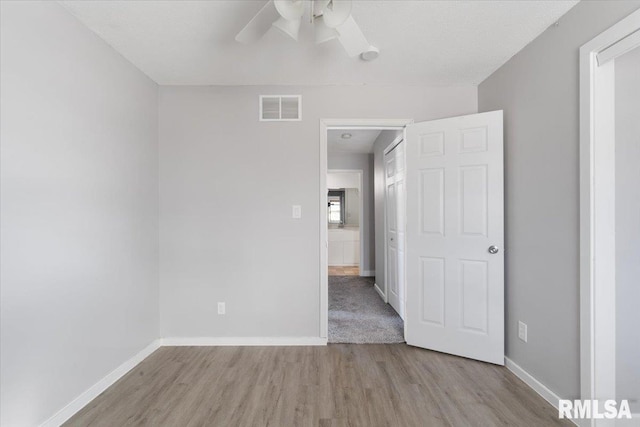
160 336 328 346
37 346 635 427
505 357 579 426
374 282 386 300
40 339 161 427
39 336 327 426
505 357 561 409
360 270 375 277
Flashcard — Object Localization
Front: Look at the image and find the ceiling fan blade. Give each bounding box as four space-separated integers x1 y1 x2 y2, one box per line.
336 15 370 57
235 0 281 44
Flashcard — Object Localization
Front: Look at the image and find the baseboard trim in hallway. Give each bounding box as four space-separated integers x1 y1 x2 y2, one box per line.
40 339 161 427
374 282 385 300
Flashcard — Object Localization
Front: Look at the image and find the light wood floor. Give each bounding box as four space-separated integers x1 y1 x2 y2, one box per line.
65 345 570 427
328 265 359 276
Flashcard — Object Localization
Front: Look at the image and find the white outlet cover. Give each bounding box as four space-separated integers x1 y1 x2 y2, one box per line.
518 321 527 342
217 302 225 315
292 205 302 219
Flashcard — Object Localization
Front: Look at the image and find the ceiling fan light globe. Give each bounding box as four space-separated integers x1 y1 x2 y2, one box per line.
274 0 305 21
323 0 352 28
315 16 339 44
314 0 331 15
360 46 380 61
272 17 302 41
336 15 370 57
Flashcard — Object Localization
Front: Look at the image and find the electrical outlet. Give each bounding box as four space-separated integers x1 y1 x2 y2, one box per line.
292 205 302 219
218 302 225 315
518 321 527 342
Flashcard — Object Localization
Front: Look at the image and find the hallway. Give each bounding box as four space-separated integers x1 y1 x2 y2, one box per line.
328 276 404 344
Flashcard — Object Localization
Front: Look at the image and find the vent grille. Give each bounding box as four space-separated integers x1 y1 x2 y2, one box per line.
260 95 302 121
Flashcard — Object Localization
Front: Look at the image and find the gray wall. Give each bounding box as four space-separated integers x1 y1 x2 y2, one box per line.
615 46 640 412
0 2 159 426
478 0 640 400
159 85 476 338
373 130 403 294
328 153 374 273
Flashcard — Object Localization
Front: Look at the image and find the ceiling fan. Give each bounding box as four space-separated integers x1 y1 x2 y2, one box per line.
235 0 379 61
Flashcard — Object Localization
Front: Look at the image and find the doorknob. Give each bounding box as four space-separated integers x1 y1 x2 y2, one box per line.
488 245 499 254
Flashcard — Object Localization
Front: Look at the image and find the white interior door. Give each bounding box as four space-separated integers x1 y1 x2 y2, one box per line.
385 141 405 319
405 111 504 365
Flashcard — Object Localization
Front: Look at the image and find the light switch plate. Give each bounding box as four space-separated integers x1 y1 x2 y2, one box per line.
292 205 302 219
218 302 225 315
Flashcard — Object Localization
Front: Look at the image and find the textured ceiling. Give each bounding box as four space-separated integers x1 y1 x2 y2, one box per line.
60 0 579 86
328 129 382 154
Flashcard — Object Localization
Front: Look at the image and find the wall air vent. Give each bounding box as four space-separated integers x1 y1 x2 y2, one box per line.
259 95 302 121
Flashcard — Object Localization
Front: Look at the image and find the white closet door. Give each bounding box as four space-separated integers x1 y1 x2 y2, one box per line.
385 141 405 319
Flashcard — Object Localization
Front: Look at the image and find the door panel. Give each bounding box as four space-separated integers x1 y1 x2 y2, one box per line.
420 256 444 325
386 156 395 177
388 246 397 297
460 165 488 236
387 182 396 232
405 111 504 365
420 168 444 235
459 259 488 333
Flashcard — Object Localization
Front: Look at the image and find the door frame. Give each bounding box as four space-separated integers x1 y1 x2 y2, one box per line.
579 9 640 423
327 169 364 272
320 119 413 338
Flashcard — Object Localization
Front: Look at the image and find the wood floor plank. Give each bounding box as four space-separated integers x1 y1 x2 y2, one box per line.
328 266 359 276
64 344 572 427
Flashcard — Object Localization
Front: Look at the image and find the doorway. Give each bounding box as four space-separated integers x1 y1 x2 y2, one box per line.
320 112 505 364
322 121 410 343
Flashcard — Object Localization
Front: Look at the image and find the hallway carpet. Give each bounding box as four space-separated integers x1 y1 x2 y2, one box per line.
328 276 404 344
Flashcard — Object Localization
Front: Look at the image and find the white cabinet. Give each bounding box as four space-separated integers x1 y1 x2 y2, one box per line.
328 241 344 265
328 228 360 266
